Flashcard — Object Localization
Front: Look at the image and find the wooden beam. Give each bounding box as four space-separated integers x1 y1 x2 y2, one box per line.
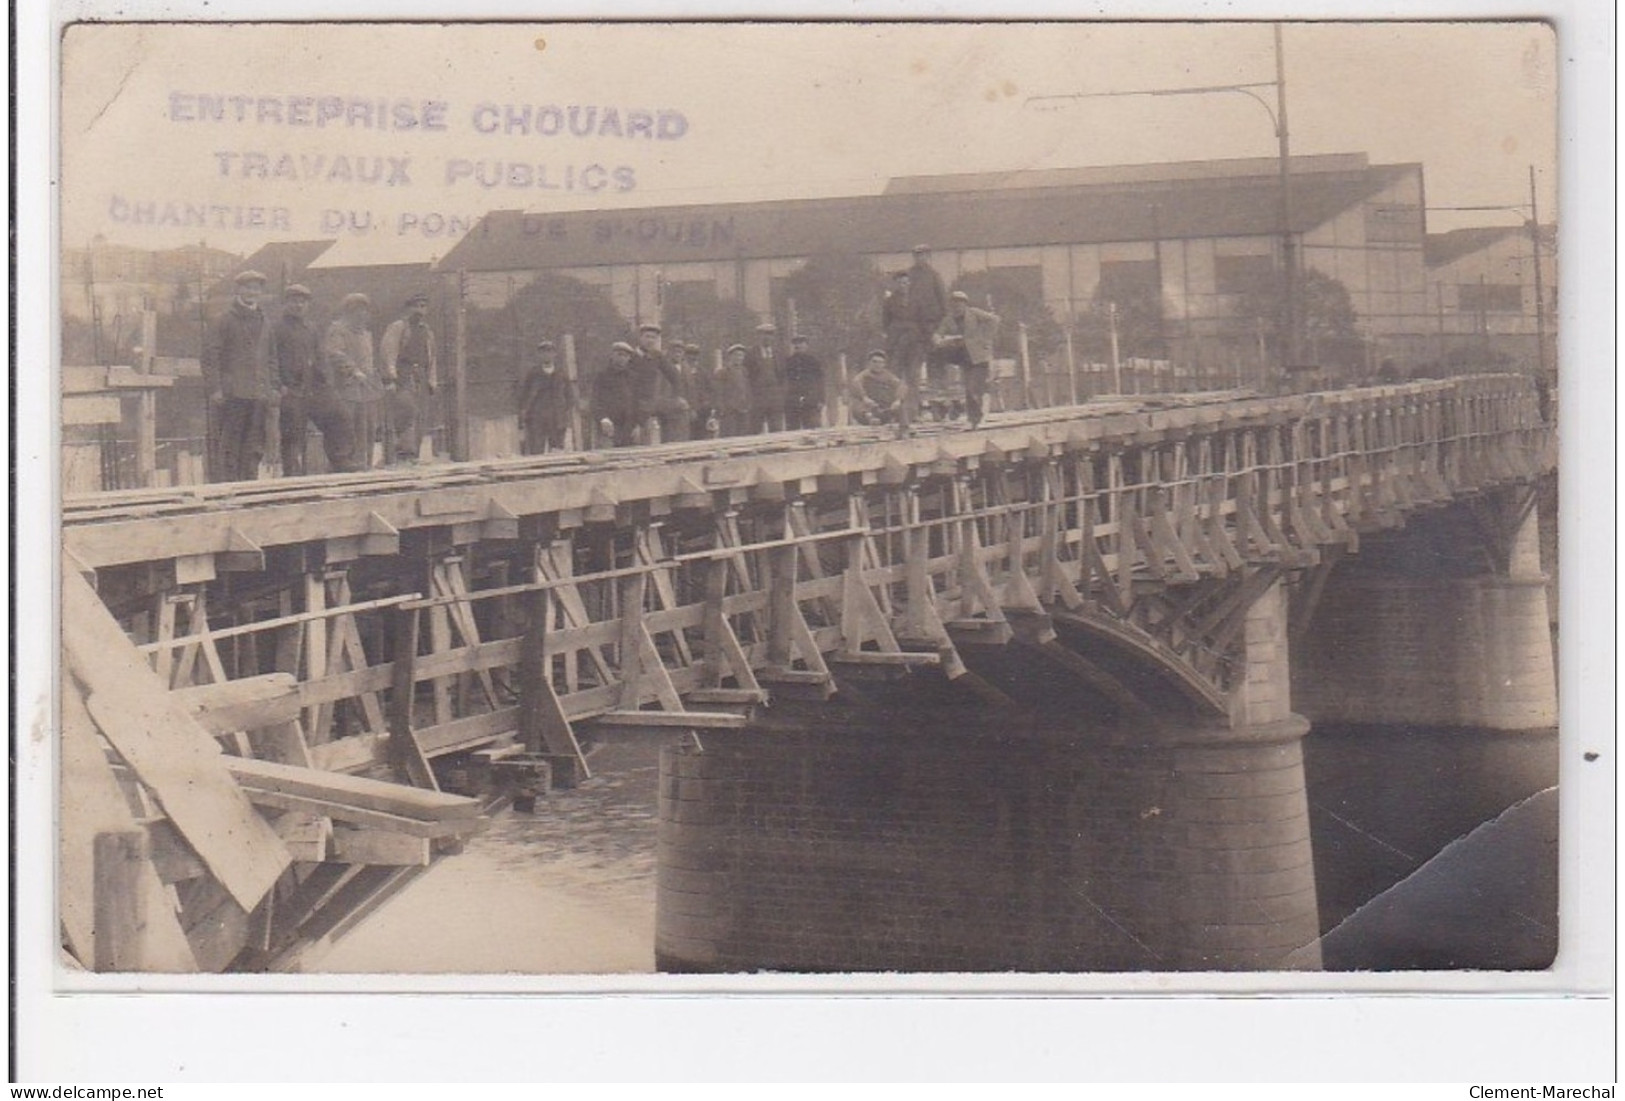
172 673 301 734
385 604 439 791
225 756 483 821
60 684 197 971
331 826 432 867
521 587 591 777
64 567 291 912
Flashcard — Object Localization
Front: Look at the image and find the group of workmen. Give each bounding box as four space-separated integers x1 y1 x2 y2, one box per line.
514 243 1002 453
200 243 1002 479
201 269 438 481
517 318 832 454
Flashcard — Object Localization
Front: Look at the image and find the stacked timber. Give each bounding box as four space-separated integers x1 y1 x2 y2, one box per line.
60 564 487 973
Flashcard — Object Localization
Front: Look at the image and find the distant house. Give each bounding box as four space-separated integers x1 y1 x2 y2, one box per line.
1424 223 1555 373
435 152 1432 377
61 239 242 323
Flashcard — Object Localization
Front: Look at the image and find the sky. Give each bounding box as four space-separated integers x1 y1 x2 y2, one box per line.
60 21 1558 265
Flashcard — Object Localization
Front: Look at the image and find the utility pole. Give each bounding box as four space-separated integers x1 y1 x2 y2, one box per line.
1528 164 1549 384
1025 22 1297 390
1275 22 1299 388
1108 301 1122 394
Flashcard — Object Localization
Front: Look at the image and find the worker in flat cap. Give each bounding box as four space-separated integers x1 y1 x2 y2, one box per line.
675 342 706 440
591 340 640 447
743 320 786 433
933 289 1001 430
380 291 438 464
518 338 579 455
270 283 324 476
201 269 277 482
695 343 753 439
321 292 381 471
783 333 827 431
630 322 687 444
849 349 909 435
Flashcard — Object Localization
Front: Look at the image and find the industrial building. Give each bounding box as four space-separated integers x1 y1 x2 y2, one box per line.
434 152 1433 377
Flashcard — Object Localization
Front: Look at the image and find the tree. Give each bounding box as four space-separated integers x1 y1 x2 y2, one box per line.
1234 266 1366 373
660 283 762 360
776 252 885 361
1074 266 1167 364
465 272 628 414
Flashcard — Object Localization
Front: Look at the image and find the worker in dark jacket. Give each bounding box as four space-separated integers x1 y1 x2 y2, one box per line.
676 343 705 440
270 283 352 475
631 323 689 444
517 339 578 454
743 321 786 433
783 334 826 430
202 269 277 482
591 342 640 447
696 344 753 438
907 245 949 368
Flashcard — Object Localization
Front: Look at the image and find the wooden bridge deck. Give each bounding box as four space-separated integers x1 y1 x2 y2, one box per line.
58 375 1554 973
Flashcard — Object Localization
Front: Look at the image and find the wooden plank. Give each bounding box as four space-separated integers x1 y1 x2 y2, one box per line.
61 686 197 971
331 826 431 867
756 668 832 686
308 732 386 774
179 879 252 973
595 709 749 730
63 394 122 426
144 819 209 884
831 650 941 666
241 790 480 839
223 756 483 821
172 673 302 734
271 810 332 862
684 688 768 705
416 706 523 757
64 569 291 912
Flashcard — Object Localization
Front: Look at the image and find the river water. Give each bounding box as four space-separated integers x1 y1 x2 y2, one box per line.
318 724 1558 974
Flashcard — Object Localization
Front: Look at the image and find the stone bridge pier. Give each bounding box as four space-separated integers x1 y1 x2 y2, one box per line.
656 574 1323 974
1291 485 1557 733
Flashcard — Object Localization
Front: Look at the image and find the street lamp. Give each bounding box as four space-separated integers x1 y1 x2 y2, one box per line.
1028 22 1298 388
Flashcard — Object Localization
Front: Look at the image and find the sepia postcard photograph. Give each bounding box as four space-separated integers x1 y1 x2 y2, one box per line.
15 2 1615 1083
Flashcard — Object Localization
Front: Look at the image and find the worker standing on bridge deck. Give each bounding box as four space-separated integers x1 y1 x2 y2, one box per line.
202 269 277 482
271 283 345 476
933 291 1000 430
676 343 706 440
850 349 909 433
517 339 576 454
592 341 640 447
783 334 827 430
697 344 753 438
908 245 949 397
883 270 922 409
379 292 438 464
633 324 689 444
744 321 787 433
322 292 381 471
